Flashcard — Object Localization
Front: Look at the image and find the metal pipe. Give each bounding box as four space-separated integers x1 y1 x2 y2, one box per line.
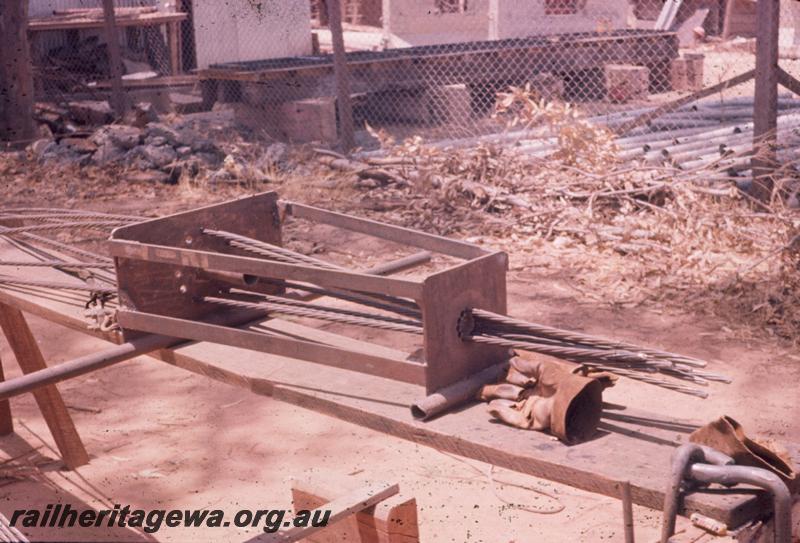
689 464 792 543
661 444 733 543
411 362 509 420
0 309 265 402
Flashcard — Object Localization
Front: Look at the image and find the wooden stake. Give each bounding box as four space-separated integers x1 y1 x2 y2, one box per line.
0 303 88 469
326 0 356 153
751 0 780 202
0 356 13 436
101 0 126 117
0 0 36 144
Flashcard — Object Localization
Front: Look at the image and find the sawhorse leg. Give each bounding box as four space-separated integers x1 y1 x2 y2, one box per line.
0 302 89 469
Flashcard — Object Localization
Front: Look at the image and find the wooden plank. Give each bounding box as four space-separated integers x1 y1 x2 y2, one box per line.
0 303 89 469
291 479 419 543
751 0 781 201
0 0 36 144
117 310 426 386
285 201 487 260
0 239 790 528
253 483 399 543
0 355 14 436
28 12 186 32
110 240 425 301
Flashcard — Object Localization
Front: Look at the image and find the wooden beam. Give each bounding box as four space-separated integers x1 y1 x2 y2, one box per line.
615 69 755 135
0 303 89 469
0 0 36 144
252 483 400 543
778 67 800 98
751 0 780 202
0 356 14 436
291 479 419 543
327 0 356 152
101 0 126 117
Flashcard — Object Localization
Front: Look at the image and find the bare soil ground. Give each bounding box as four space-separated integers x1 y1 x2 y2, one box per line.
0 174 797 542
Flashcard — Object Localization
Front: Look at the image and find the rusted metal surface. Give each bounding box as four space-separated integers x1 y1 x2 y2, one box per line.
111 191 510 394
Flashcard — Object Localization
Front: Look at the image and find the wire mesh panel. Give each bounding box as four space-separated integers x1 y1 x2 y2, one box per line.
22 0 788 156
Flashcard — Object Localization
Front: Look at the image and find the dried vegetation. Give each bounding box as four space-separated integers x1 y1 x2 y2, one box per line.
327 88 800 343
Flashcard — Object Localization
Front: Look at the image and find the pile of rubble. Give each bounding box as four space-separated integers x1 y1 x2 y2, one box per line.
29 101 227 184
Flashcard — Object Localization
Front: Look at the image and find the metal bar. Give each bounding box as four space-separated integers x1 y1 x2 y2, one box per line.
283 201 488 260
0 309 264 402
117 310 426 385
110 239 425 300
688 464 791 543
326 0 355 153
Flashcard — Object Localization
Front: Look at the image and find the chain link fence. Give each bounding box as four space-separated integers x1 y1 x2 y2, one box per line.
22 0 800 161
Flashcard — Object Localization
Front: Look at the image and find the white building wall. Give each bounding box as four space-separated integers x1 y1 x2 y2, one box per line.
192 0 312 69
383 0 629 47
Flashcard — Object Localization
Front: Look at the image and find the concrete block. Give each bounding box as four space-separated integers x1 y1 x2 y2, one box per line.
604 64 650 103
671 54 705 91
278 97 338 143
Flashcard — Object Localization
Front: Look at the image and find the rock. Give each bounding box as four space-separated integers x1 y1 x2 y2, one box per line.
208 168 233 184
91 125 142 150
189 137 216 153
126 170 170 184
92 141 127 165
145 122 181 146
68 100 114 125
176 146 192 158
37 123 54 139
257 142 288 169
30 139 54 158
197 152 221 165
144 135 168 147
36 141 80 164
126 102 159 128
61 137 98 154
139 144 177 169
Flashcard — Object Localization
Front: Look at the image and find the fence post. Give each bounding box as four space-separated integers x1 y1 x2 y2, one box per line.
326 0 356 153
0 0 36 145
751 0 780 202
101 0 126 117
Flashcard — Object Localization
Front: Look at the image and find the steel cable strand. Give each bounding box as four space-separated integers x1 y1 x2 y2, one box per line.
0 231 117 286
470 308 708 367
203 228 421 312
0 221 130 234
228 291 423 328
253 278 423 319
0 208 142 221
204 296 423 335
464 334 707 397
465 334 679 369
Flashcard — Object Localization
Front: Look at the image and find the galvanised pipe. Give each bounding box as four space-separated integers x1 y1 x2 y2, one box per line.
661 444 734 543
689 464 792 543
